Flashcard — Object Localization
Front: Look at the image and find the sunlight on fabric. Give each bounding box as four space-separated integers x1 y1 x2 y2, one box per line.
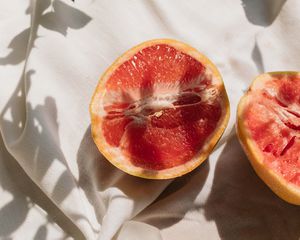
42 158 67 194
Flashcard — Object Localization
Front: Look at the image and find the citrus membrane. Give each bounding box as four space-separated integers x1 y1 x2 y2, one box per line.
237 72 300 204
90 39 230 179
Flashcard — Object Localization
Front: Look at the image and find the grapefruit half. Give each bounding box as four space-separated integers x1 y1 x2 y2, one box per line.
90 39 230 179
237 72 300 204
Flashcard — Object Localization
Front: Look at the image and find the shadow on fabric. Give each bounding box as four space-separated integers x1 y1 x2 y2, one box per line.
82 52 222 236
134 160 209 229
204 133 300 240
0 73 86 239
0 134 86 240
0 0 91 66
252 40 264 74
241 0 286 27
0 0 91 239
77 125 171 239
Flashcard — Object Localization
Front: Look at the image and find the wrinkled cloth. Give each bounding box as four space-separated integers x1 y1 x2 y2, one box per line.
1 0 300 239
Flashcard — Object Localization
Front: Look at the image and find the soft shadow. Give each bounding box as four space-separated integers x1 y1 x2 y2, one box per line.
241 0 286 26
0 28 30 65
76 126 106 225
33 226 47 240
138 61 218 230
0 71 85 239
77 125 171 240
0 134 84 239
0 150 29 236
40 0 92 36
204 133 300 240
135 160 210 229
0 70 33 145
0 0 91 66
77 126 171 222
85 47 222 236
0 0 92 238
252 40 264 73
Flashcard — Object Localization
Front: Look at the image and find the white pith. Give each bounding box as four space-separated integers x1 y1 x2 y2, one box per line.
90 39 230 179
101 67 218 115
99 68 223 173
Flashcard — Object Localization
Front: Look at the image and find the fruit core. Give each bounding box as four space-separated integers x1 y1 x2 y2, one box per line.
101 44 222 170
245 74 300 186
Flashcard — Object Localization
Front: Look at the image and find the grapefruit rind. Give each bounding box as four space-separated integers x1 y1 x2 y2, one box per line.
90 39 230 179
237 71 300 205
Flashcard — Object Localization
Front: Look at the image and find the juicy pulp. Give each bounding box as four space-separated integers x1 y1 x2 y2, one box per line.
245 74 300 186
102 44 222 170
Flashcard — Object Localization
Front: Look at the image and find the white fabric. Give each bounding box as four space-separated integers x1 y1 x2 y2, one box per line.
1 0 300 239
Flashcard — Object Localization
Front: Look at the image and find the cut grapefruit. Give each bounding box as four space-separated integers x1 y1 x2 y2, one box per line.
237 72 300 204
90 39 230 179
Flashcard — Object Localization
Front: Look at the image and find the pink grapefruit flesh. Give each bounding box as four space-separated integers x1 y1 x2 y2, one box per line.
244 73 300 185
237 72 300 204
90 39 230 179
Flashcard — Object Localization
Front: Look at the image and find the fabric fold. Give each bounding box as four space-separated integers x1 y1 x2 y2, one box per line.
1 0 300 239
